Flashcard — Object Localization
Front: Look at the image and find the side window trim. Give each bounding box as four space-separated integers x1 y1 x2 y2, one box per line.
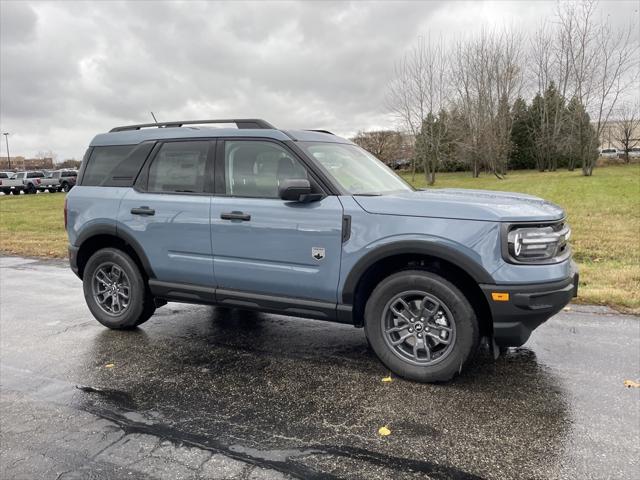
217 138 327 198
135 139 215 196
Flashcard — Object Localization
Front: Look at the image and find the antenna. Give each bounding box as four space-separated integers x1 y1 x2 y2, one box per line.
150 111 159 123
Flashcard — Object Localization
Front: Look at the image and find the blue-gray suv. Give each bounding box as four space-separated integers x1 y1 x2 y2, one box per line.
66 119 578 382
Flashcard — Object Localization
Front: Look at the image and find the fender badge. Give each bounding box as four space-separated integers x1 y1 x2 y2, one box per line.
312 247 325 261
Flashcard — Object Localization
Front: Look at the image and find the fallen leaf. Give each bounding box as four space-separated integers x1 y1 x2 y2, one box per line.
563 306 571 311
378 426 391 436
105 363 115 368
381 376 393 383
624 380 640 388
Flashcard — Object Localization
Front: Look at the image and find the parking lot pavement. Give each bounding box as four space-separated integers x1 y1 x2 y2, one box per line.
1 256 638 480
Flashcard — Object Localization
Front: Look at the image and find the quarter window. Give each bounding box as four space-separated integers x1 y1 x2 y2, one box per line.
82 145 136 186
225 141 308 198
147 141 209 193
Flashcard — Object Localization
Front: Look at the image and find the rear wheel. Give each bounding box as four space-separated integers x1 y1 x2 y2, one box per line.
364 270 479 383
83 248 155 329
61 182 70 193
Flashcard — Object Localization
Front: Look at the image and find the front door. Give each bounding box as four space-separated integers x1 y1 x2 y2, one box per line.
210 139 343 303
118 140 215 287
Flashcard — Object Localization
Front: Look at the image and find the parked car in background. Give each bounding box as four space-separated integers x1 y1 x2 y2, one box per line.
391 158 411 170
628 147 640 158
599 148 619 158
43 170 78 192
0 172 24 195
13 171 45 194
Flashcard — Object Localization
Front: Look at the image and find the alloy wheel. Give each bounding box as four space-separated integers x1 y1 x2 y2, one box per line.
92 262 131 315
382 290 456 366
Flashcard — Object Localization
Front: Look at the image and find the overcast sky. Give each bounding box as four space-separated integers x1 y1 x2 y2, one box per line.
1 0 638 161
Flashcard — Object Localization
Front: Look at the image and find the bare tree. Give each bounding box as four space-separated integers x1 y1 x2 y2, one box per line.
558 0 639 175
351 130 402 165
451 29 524 177
387 37 450 184
613 102 640 162
529 21 573 171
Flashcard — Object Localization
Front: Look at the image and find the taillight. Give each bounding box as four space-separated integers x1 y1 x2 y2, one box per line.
0 180 3 185
35 178 41 185
64 197 68 229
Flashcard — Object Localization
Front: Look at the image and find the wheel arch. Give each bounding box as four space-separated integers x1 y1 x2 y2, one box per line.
75 228 154 281
342 241 494 336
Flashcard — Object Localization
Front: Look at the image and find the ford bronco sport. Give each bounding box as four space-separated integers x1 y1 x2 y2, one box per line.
66 119 578 382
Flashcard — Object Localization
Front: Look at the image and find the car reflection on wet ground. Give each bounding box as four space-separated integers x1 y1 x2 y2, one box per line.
1 256 639 479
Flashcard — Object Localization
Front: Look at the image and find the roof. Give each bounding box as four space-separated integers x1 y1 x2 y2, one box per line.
90 119 353 147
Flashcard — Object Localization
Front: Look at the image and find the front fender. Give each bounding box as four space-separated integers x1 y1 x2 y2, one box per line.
340 236 495 304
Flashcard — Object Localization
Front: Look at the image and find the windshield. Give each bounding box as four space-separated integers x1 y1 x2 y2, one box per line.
300 142 413 195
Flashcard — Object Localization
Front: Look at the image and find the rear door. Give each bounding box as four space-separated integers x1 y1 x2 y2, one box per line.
118 140 215 287
210 139 343 303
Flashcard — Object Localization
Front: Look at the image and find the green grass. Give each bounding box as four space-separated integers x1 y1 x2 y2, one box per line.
1 164 638 312
402 164 640 312
0 193 68 258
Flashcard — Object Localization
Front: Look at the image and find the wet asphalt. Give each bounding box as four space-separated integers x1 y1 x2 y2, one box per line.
0 256 638 480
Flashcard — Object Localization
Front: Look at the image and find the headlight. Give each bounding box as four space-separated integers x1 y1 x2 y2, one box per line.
505 222 571 263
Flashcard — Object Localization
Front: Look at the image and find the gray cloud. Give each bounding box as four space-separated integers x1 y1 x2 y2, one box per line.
0 0 637 160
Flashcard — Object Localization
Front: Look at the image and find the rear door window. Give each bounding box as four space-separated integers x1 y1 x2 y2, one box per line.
147 141 209 193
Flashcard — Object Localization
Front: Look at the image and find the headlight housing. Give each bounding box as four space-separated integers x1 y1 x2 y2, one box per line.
503 221 571 264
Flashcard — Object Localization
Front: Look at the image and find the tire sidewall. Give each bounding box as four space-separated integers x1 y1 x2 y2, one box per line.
364 270 478 383
83 248 146 329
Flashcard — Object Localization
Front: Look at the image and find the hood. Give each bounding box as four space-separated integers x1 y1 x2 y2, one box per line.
353 188 565 222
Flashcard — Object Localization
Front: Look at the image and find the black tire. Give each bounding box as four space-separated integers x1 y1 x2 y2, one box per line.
2 189 10 195
26 184 36 194
83 248 155 329
61 182 70 193
364 270 479 383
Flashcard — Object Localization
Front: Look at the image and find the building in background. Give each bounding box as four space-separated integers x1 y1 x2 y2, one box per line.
0 156 55 171
599 120 640 152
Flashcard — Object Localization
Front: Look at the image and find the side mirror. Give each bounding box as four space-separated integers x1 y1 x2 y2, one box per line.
278 178 322 203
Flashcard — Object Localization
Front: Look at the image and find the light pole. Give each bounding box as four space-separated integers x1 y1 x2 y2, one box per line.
2 133 10 169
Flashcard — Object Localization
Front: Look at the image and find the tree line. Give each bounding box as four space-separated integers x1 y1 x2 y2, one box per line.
382 0 638 184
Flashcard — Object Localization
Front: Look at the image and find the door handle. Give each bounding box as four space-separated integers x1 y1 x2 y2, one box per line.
131 206 155 216
220 211 251 221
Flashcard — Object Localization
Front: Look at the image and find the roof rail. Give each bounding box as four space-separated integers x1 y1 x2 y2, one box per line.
306 129 334 135
109 119 276 133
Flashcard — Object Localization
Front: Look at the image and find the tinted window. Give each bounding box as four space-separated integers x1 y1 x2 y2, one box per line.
147 141 208 193
0 173 7 179
61 171 76 177
225 141 307 198
82 145 136 186
27 172 44 178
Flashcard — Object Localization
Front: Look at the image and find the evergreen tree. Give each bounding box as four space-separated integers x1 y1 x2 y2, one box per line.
564 97 598 172
509 97 536 170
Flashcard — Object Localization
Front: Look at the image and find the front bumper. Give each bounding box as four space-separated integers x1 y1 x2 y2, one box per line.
480 265 579 347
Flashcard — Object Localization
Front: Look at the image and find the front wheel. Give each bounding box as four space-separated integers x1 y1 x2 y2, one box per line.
83 248 155 329
364 270 479 383
61 182 70 193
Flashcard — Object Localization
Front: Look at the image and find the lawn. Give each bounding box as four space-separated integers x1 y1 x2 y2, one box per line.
0 193 68 259
1 164 638 312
